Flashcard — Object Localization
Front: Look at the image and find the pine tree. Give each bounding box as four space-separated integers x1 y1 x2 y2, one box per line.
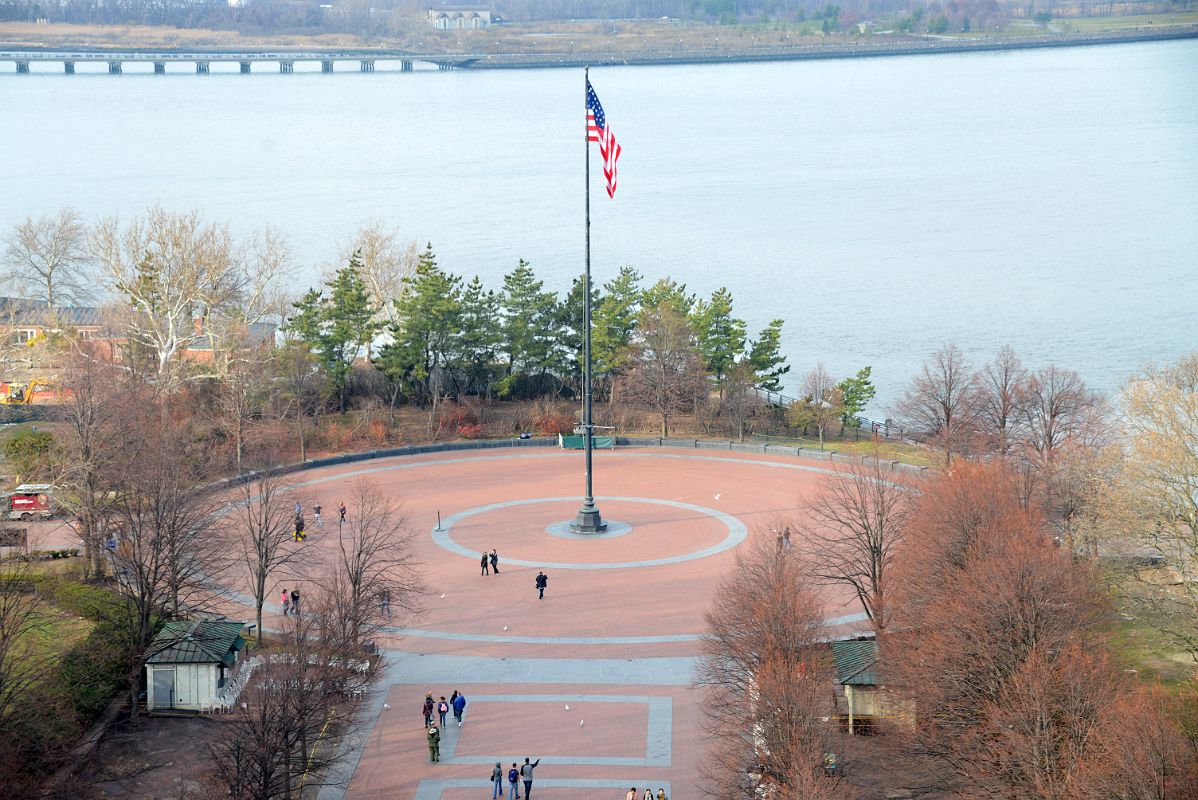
375 245 462 405
748 319 790 392
457 276 502 396
288 251 380 413
838 366 877 428
692 287 747 389
592 266 643 400
501 259 559 382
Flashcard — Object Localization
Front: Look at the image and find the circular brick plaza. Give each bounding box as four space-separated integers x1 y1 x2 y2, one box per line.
211 444 870 800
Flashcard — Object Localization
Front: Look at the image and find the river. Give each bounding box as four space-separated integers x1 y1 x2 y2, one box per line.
2 39 1196 411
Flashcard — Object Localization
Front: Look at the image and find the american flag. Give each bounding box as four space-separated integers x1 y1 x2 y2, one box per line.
586 80 621 199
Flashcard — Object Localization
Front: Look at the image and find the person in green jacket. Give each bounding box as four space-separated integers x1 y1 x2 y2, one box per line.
427 725 440 762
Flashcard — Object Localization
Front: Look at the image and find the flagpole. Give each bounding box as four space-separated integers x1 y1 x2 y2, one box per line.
573 66 606 534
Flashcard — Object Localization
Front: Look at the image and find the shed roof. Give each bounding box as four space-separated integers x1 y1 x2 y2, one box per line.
831 639 879 686
146 621 246 665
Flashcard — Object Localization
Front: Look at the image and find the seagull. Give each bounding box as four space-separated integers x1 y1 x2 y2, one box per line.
564 704 570 711
579 719 584 727
383 703 391 710
440 594 446 599
714 492 722 500
503 626 509 631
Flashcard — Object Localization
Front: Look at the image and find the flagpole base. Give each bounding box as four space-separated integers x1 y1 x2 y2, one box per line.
570 502 607 534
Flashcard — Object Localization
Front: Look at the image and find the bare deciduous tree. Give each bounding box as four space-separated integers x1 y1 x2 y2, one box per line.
209 609 375 800
2 208 93 308
91 206 249 390
620 303 709 438
228 468 309 648
893 343 978 464
800 460 912 633
324 481 423 650
698 534 850 799
975 344 1027 453
107 417 224 720
788 363 843 450
340 222 419 327
1018 364 1103 465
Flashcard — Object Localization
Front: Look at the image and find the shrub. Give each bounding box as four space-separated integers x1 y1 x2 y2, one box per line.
534 411 575 436
456 423 484 439
44 578 120 621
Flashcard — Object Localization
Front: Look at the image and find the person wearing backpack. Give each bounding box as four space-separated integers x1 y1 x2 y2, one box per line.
490 762 504 799
437 696 449 727
507 763 521 799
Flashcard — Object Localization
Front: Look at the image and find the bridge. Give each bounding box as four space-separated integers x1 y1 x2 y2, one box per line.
0 48 483 74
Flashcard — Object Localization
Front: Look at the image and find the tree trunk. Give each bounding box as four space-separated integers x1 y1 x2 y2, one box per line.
661 414 668 438
297 413 307 462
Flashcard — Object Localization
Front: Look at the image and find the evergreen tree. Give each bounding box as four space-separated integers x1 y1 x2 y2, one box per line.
457 275 502 396
592 266 643 398
748 319 790 392
288 251 379 413
692 287 747 388
641 277 694 318
837 366 877 428
553 275 599 389
501 259 560 382
375 245 462 405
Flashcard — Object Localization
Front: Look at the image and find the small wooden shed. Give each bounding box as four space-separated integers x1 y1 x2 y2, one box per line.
831 638 882 734
145 621 246 711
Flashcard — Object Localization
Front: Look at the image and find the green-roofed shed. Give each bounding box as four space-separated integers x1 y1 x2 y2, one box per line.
145 621 246 711
831 639 884 734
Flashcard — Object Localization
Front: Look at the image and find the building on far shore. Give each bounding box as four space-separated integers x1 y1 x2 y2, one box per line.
428 4 492 29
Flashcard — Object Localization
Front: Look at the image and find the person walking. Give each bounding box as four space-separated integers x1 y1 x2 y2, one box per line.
656 789 667 800
294 514 305 542
520 757 539 799
535 571 548 600
281 588 290 616
481 552 490 576
339 501 347 524
507 763 521 799
294 501 302 519
313 502 323 528
490 549 499 575
426 724 440 762
437 696 449 727
452 691 466 725
379 589 391 618
625 789 637 800
422 693 435 728
290 588 300 616
490 762 504 799
643 788 653 800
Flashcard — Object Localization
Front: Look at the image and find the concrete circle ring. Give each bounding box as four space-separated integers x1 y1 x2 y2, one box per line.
430 495 747 570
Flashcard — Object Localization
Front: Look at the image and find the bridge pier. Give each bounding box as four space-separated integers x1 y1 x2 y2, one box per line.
15 60 29 74
240 61 251 74
321 59 334 73
154 61 165 74
280 60 294 73
196 61 210 74
108 61 122 74
437 62 455 70
64 61 74 74
401 59 413 71
360 60 374 72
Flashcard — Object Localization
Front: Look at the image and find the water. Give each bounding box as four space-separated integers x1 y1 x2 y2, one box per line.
2 40 1196 412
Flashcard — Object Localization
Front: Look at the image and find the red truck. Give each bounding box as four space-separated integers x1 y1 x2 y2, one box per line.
7 484 54 520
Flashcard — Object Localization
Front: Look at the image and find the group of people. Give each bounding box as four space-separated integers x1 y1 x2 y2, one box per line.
424 690 468 762
480 550 551 601
490 757 540 799
626 789 667 800
292 500 349 541
279 587 300 616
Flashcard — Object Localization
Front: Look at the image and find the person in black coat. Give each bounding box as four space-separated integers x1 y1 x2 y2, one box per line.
535 571 548 600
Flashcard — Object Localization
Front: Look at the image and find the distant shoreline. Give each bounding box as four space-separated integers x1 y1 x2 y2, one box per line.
1 24 1195 71
464 26 1198 69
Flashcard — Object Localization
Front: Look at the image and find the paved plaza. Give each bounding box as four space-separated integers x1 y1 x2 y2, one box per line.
215 445 869 799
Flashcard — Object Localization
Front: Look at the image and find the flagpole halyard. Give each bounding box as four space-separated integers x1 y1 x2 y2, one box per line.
573 66 606 534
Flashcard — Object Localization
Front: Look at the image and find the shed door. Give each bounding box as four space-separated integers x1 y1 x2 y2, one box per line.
153 668 175 708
